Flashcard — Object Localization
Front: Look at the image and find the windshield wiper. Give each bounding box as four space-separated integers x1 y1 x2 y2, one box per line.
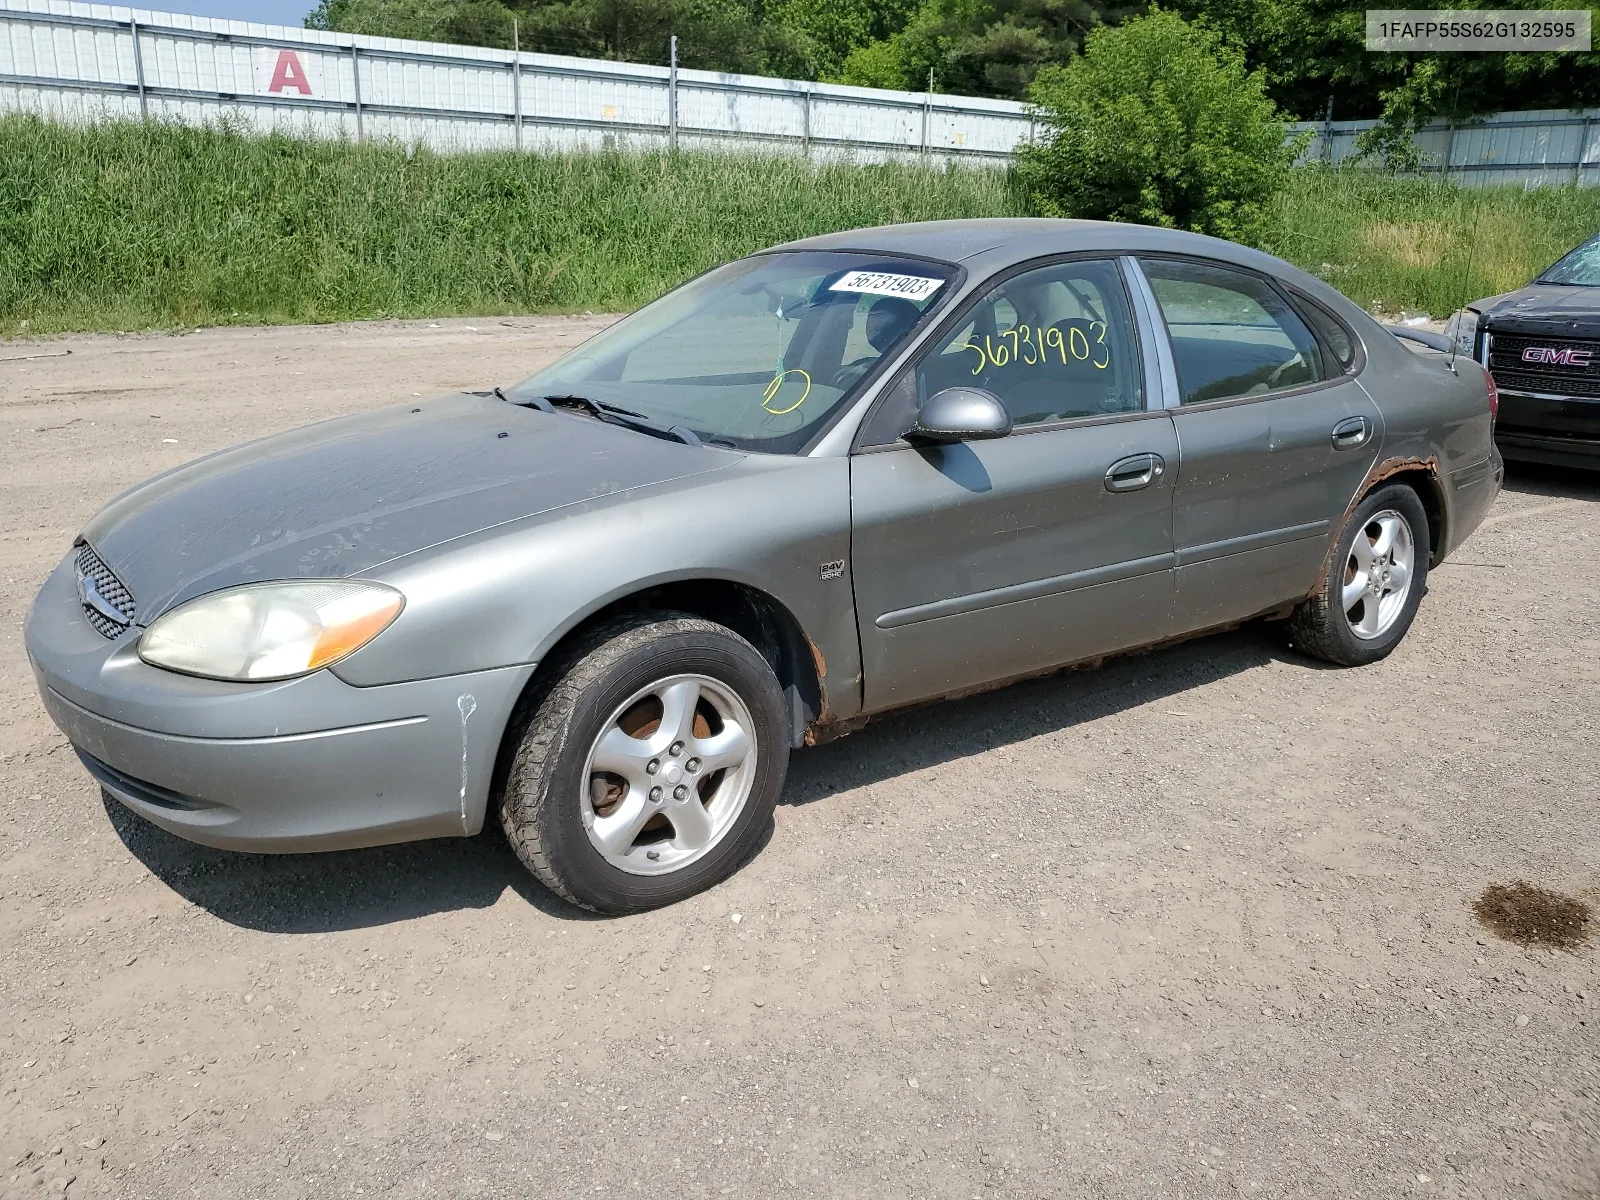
493 384 554 413
525 393 703 448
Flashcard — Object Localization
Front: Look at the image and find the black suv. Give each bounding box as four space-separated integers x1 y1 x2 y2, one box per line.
1456 233 1600 469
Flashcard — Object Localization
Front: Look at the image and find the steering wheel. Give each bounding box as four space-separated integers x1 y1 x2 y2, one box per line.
1264 353 1306 391
830 360 872 390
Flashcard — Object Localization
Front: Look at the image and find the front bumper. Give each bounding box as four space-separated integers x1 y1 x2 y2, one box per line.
1495 390 1600 469
26 554 533 853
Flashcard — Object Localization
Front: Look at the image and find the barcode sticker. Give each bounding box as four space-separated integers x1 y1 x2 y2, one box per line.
828 271 944 302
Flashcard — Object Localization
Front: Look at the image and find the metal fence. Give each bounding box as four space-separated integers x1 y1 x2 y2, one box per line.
4 1 1598 186
1289 108 1600 187
0 0 1035 164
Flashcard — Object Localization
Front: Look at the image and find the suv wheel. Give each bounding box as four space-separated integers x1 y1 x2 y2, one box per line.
499 613 789 914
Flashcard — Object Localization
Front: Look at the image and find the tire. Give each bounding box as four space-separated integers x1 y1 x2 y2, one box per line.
1288 482 1431 667
498 613 789 914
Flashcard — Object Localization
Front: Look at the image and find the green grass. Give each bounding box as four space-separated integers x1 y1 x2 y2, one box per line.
1263 166 1600 317
0 115 1025 335
4 115 1599 335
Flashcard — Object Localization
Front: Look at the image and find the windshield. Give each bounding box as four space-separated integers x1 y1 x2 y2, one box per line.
1538 233 1600 286
507 251 959 452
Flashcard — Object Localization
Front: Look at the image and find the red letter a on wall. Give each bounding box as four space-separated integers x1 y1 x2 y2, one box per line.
267 50 314 95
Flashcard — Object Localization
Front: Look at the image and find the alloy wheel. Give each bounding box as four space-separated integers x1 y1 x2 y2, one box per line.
580 673 759 876
1342 509 1415 641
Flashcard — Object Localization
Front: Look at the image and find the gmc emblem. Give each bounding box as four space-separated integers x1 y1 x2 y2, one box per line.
1521 345 1593 367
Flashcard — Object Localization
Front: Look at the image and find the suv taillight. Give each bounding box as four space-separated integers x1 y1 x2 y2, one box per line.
1479 362 1498 421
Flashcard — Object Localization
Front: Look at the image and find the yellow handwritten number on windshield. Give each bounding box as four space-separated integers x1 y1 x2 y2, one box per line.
762 368 811 414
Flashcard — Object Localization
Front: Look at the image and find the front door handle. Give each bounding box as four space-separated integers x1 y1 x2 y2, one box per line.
1331 416 1372 450
1104 453 1166 493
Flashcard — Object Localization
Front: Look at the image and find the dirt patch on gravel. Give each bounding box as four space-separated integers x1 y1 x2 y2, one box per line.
1474 881 1593 950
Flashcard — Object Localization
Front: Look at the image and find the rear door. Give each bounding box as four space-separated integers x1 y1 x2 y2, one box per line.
849 256 1180 712
1133 256 1382 634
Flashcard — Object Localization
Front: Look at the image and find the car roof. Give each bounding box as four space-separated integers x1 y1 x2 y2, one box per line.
775 218 1338 305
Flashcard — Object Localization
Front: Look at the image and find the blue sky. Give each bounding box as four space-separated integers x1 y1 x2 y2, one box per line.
154 1 318 27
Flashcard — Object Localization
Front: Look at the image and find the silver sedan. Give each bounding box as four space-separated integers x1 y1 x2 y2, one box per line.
26 219 1503 913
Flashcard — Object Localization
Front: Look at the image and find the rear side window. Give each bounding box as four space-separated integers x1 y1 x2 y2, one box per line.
1139 258 1326 404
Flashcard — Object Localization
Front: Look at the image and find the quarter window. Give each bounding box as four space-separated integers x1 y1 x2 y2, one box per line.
1293 295 1357 372
1140 258 1326 404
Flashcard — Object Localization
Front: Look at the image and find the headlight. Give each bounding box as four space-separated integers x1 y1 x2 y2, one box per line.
138 581 404 681
1446 308 1479 356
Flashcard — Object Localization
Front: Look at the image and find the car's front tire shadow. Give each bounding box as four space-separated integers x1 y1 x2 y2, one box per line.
102 792 593 932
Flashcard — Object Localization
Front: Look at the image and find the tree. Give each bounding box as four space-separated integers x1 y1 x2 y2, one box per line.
1016 9 1304 243
835 0 1139 99
307 0 1600 120
1174 0 1600 131
308 0 798 73
757 0 914 79
307 0 520 47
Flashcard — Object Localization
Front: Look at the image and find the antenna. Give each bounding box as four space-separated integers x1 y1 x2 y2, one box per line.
1447 190 1482 375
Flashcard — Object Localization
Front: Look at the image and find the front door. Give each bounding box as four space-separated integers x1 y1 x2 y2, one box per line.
850 256 1180 712
1135 256 1384 634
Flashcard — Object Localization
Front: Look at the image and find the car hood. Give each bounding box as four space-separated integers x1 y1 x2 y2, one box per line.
81 393 736 619
1476 283 1600 336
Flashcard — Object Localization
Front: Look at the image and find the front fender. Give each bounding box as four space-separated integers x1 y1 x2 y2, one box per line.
332 455 862 720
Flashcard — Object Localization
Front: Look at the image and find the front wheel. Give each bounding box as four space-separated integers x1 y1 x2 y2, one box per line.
1288 483 1430 667
498 613 789 914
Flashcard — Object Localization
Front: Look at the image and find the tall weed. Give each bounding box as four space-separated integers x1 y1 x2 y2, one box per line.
1263 167 1600 315
4 116 1598 334
0 115 1023 334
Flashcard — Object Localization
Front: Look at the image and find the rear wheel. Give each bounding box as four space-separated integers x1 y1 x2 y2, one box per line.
499 613 788 914
1288 483 1430 667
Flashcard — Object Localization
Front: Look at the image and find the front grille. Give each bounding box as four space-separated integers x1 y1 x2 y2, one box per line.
1488 333 1600 398
1491 368 1600 399
74 541 136 638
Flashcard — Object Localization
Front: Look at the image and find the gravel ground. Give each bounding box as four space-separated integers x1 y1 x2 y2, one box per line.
2 317 1597 1200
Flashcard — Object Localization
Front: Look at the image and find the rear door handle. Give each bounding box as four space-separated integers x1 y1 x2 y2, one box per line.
1104 453 1165 493
1331 416 1371 450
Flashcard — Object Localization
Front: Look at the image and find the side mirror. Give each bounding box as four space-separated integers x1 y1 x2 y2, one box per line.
908 387 1012 443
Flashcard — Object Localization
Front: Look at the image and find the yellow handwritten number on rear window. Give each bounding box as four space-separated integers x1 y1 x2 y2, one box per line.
762 368 811 414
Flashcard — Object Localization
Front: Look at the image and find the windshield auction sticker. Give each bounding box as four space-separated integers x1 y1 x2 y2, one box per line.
828 271 945 301
1366 9 1589 49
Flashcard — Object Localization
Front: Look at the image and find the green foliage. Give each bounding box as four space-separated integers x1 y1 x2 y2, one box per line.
1262 165 1600 315
304 0 1600 121
307 0 519 47
760 0 911 78
0 115 1025 335
7 116 1595 336
1173 0 1600 125
1016 10 1303 242
310 0 1141 94
307 0 796 70
834 0 1137 98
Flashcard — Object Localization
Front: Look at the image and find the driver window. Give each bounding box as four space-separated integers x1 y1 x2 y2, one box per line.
1139 258 1326 404
913 258 1143 429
